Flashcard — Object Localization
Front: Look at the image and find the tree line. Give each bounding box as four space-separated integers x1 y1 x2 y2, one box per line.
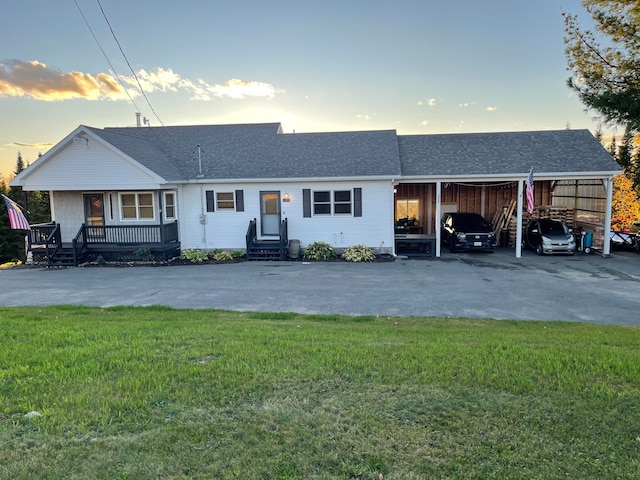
1 153 50 263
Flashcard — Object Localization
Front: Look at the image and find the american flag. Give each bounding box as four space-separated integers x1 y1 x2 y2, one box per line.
526 168 534 214
2 194 30 230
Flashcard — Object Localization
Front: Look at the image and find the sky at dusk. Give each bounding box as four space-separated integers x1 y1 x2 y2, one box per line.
1 0 600 177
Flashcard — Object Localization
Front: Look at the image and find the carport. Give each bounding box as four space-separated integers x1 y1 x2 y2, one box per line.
395 129 621 258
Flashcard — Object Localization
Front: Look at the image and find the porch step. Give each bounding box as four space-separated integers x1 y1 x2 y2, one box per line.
49 247 86 266
247 241 286 261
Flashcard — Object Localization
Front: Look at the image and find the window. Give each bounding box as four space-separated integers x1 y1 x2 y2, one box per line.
304 188 361 217
313 190 352 215
120 192 155 220
313 191 331 215
396 199 419 221
205 190 244 212
217 192 235 209
164 192 176 220
334 190 352 214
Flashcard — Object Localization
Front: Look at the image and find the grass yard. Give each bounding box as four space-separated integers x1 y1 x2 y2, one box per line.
0 306 639 479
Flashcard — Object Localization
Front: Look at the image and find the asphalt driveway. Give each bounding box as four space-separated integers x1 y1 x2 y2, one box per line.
1 249 638 325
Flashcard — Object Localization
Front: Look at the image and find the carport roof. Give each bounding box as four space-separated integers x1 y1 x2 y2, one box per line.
398 129 621 178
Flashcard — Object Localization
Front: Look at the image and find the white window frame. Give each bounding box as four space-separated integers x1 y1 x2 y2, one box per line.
216 191 236 210
312 189 353 216
163 191 177 221
119 192 156 221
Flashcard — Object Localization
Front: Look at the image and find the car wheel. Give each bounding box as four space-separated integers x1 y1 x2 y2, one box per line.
536 244 544 256
449 237 457 253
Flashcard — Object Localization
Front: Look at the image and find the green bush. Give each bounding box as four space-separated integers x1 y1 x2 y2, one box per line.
207 248 222 259
342 244 376 262
179 249 209 263
303 241 336 261
231 250 245 259
213 251 233 262
135 247 152 262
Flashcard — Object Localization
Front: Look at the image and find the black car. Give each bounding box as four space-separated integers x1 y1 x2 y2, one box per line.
524 218 576 255
440 212 496 253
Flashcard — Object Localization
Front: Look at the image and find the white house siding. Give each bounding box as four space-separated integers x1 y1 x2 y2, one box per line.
50 192 85 242
20 140 161 191
179 180 395 253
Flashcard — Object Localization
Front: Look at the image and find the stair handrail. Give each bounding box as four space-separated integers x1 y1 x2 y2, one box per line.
44 224 62 267
246 218 257 253
279 218 288 260
72 224 87 267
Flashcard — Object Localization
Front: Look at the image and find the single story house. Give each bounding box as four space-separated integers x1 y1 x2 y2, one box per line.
10 122 620 265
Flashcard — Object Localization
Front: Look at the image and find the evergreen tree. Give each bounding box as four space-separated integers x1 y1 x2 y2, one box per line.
0 179 26 263
564 1 640 130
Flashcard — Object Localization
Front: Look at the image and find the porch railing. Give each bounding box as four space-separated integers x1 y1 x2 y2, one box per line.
279 218 288 259
246 218 257 252
81 221 179 245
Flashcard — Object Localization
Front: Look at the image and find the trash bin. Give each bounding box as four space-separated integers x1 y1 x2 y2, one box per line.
288 239 300 259
500 228 510 247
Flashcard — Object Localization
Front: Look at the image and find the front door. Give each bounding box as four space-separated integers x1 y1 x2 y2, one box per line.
260 191 281 236
83 193 105 237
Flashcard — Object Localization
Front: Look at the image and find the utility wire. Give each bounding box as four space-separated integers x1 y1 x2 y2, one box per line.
95 0 167 129
73 0 142 113
75 0 199 169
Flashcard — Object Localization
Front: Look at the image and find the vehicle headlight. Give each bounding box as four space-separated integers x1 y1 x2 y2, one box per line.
541 236 552 245
489 232 496 239
457 233 466 241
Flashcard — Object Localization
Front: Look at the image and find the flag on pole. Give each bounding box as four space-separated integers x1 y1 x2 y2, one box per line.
2 194 30 230
526 168 535 214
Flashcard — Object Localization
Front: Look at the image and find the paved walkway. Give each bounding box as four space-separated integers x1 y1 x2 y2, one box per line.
1 249 639 325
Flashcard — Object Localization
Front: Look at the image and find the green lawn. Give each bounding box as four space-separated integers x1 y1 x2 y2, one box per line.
0 306 639 479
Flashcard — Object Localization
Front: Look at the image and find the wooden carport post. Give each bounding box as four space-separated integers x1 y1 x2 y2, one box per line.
603 177 613 256
435 181 442 258
516 178 524 258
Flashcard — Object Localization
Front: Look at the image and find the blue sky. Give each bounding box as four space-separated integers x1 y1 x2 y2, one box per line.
1 0 598 177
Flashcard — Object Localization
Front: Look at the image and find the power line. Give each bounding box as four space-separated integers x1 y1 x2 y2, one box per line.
95 0 167 129
72 0 142 113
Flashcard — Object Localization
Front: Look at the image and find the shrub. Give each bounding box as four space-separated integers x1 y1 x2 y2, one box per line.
231 250 245 259
303 241 336 261
135 247 153 262
207 249 222 259
342 244 377 262
95 255 106 266
213 251 233 262
180 249 209 263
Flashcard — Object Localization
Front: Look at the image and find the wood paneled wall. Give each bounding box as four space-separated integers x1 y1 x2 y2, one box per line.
395 181 552 233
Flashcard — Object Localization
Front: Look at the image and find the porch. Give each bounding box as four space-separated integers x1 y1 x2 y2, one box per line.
245 218 289 260
28 221 180 266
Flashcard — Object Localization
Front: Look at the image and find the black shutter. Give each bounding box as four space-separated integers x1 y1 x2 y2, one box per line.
303 189 311 218
235 190 244 212
354 188 362 217
206 190 215 212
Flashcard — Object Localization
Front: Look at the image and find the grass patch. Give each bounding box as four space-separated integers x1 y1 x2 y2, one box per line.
0 306 639 479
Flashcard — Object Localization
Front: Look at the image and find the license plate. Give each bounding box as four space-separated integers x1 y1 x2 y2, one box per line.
474 242 482 247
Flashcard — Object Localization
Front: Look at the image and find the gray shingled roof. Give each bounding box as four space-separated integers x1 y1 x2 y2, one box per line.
398 129 620 177
88 123 401 181
85 124 619 182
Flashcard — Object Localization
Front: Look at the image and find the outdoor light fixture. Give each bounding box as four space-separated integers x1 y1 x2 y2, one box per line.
72 134 89 147
282 193 291 202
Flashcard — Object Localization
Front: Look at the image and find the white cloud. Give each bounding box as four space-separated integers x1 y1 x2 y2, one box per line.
420 120 428 126
486 106 497 111
0 60 283 102
356 114 372 121
418 98 436 107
